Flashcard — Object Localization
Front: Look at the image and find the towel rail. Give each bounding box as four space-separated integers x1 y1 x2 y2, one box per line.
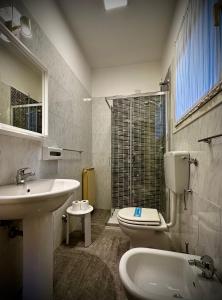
63 148 83 154
198 133 222 144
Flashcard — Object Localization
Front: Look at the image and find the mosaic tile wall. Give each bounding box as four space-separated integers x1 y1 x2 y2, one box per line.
11 87 42 133
111 95 166 212
11 87 38 105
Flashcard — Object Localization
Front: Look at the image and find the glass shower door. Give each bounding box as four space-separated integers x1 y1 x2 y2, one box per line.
130 95 165 211
111 94 166 213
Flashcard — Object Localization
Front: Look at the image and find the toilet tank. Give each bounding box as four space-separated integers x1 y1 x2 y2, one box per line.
164 151 189 194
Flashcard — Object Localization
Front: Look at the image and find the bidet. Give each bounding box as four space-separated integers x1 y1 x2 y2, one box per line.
119 248 222 300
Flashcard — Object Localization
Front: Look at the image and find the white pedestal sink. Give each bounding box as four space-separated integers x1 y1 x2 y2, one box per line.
0 179 80 300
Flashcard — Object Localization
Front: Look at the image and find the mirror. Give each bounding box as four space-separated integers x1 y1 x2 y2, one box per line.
0 21 48 138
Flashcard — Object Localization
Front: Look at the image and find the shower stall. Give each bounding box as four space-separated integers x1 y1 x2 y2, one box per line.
108 93 166 222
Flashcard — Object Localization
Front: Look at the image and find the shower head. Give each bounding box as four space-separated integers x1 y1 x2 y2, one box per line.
159 80 169 92
159 80 169 86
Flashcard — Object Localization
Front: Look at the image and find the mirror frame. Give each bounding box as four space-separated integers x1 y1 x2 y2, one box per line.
0 21 48 141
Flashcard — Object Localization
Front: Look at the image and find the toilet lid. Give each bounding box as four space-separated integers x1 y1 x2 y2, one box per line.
118 207 161 225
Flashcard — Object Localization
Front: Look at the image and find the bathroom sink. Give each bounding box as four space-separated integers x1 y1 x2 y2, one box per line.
0 178 80 300
0 179 80 219
119 248 222 300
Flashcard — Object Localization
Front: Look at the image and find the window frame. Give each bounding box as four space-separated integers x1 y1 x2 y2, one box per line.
174 0 222 130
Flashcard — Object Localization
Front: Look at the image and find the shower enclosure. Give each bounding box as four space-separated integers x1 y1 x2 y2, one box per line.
111 93 166 214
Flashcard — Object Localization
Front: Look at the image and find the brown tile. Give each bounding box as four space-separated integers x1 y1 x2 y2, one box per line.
54 210 130 300
91 209 110 226
54 251 117 300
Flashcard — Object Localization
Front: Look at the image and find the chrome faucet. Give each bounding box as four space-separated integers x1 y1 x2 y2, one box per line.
16 168 35 184
188 255 215 279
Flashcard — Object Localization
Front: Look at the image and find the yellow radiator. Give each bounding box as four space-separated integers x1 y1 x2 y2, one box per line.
82 168 96 206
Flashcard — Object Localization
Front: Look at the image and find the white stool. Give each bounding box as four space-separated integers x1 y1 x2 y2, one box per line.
66 205 93 247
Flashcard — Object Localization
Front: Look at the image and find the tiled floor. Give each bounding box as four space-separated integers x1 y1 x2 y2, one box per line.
107 209 120 226
54 209 130 300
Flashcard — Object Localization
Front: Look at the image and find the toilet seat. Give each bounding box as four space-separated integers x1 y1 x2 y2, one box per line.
117 207 168 231
118 215 160 226
118 213 168 231
118 207 161 225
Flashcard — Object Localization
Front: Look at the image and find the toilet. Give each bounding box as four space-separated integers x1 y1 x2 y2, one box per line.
117 151 190 249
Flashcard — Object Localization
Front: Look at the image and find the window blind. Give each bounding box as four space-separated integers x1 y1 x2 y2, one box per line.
175 0 222 121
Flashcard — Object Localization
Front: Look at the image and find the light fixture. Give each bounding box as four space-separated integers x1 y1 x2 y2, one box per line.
103 0 128 11
3 17 32 39
20 16 32 38
0 6 32 39
83 98 92 102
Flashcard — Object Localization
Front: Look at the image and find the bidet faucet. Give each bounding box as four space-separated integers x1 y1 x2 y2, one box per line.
16 168 35 184
188 255 215 279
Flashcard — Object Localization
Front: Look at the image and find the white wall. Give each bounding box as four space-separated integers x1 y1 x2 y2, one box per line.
92 61 161 97
21 0 92 93
92 98 111 210
161 0 188 79
0 44 42 101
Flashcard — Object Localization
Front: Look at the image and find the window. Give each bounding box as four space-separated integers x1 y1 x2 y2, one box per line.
175 0 222 122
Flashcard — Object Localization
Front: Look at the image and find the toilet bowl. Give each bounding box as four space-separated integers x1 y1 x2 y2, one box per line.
117 151 190 249
117 207 172 249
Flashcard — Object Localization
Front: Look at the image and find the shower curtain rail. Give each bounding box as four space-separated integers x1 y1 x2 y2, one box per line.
105 91 166 110
106 91 166 101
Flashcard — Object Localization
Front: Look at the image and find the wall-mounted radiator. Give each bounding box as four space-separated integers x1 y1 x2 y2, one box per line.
82 168 96 206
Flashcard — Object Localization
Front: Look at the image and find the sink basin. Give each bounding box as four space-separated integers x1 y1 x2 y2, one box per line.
119 248 222 300
0 179 80 219
0 178 80 300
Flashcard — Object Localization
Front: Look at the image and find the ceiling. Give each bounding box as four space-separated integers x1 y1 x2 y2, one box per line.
56 0 177 69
